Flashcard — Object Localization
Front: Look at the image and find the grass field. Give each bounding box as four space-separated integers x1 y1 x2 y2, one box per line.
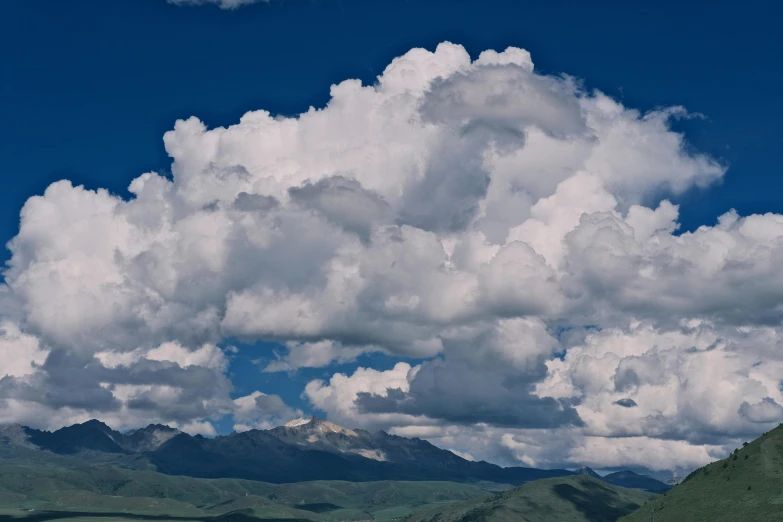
0 508 311 522
0 462 494 522
404 475 655 522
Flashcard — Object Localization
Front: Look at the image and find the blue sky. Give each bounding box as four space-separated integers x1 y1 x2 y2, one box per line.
3 0 780 241
1 0 782 472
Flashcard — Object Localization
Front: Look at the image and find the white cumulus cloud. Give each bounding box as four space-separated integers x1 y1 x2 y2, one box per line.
3 41 777 474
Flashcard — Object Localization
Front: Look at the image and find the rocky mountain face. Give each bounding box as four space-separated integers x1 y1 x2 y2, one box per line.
267 417 386 460
0 424 40 449
1 419 182 455
123 424 182 452
0 416 669 492
269 417 477 467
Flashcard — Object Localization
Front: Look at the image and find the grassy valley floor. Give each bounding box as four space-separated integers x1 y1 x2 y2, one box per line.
404 475 655 522
0 463 496 522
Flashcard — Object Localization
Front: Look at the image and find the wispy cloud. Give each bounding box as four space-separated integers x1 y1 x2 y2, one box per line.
167 0 269 10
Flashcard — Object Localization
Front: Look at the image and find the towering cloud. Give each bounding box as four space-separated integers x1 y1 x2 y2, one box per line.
2 42 779 473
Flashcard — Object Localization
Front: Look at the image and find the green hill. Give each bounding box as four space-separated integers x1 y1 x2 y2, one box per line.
403 475 655 522
0 462 490 522
620 425 783 522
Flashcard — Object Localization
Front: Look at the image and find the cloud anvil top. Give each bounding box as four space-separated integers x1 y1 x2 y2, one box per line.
1 41 781 476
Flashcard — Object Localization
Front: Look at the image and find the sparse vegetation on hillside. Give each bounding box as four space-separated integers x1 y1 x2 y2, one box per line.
620 424 783 522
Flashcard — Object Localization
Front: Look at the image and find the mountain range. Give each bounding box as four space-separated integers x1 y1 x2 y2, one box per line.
0 416 670 492
5 418 783 521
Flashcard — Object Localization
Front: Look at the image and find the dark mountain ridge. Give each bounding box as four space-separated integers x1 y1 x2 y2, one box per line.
0 416 670 492
1 420 181 455
575 466 603 479
573 467 668 493
602 470 670 493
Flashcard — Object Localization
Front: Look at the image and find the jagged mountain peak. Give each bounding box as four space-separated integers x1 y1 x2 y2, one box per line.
0 420 184 455
80 419 113 428
123 423 181 452
284 416 315 427
574 466 602 479
277 416 358 437
126 423 179 432
0 423 27 433
124 423 180 438
21 419 126 455
268 417 394 462
0 424 38 449
66 419 119 435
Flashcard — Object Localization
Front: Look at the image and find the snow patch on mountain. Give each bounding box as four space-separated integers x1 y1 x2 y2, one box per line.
284 417 313 428
314 420 358 437
355 448 388 461
282 416 358 437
